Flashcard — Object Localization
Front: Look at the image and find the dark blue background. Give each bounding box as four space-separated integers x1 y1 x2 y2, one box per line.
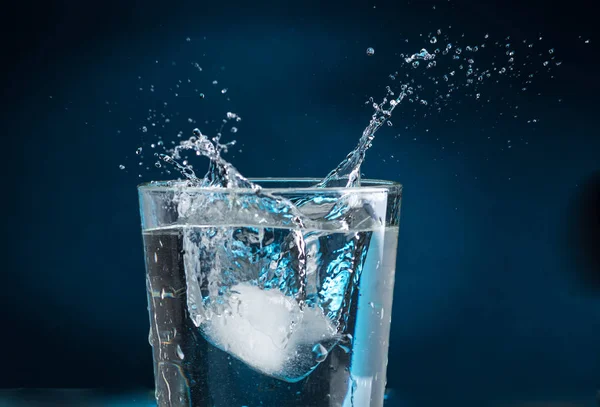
2 0 599 405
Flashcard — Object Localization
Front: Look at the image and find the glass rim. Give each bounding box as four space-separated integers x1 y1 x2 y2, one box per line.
137 177 402 194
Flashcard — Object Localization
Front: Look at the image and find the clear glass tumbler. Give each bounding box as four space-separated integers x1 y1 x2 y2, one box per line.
138 178 402 407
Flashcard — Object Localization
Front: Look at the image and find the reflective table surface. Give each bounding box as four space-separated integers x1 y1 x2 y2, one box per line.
0 389 597 407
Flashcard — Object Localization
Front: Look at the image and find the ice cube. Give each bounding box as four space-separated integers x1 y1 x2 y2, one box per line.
200 283 338 381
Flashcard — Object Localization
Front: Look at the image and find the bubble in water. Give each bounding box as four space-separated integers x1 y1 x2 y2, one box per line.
412 61 419 68
199 93 205 99
366 47 375 56
419 99 428 105
141 126 148 133
212 80 218 85
585 39 590 44
231 127 238 133
543 61 549 66
221 88 228 94
312 343 328 363
151 143 156 148
430 36 437 44
155 162 162 168
186 37 191 42
136 147 142 155
548 48 554 54
119 164 125 170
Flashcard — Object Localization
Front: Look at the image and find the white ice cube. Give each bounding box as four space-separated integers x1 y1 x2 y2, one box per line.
201 283 338 380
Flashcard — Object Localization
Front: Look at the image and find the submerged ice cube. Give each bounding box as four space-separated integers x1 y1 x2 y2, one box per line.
200 283 338 381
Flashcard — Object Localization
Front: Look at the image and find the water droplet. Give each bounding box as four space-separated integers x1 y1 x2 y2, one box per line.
366 47 375 56
119 165 125 170
312 343 328 363
176 344 185 359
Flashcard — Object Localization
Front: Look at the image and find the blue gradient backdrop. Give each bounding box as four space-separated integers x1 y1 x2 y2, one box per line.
1 0 599 405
